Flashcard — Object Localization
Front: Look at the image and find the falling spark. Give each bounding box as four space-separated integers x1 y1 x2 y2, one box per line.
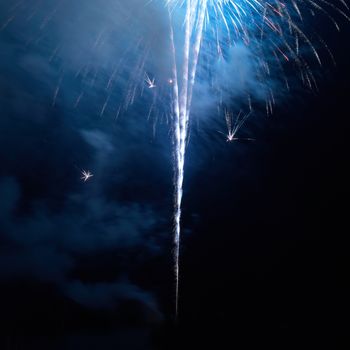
81 170 93 182
219 110 255 142
145 73 156 88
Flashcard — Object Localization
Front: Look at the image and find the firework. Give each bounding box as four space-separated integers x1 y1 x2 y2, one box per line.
81 170 94 182
166 0 349 317
218 110 255 142
2 0 348 319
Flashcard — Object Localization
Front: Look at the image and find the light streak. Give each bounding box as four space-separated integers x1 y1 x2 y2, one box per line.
166 0 349 318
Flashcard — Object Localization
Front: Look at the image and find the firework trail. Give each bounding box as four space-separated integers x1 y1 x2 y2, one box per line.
166 0 349 317
2 0 348 319
167 0 208 317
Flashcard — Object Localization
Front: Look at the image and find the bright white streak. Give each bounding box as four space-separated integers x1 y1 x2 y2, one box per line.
170 0 207 318
168 0 349 318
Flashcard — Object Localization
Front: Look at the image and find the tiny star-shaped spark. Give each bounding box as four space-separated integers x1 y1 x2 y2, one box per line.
81 170 93 182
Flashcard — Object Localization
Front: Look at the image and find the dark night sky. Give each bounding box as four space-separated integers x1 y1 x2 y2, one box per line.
0 1 349 349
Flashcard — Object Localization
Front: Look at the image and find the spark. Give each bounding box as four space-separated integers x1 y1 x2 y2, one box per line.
220 110 255 142
145 73 156 88
81 170 93 182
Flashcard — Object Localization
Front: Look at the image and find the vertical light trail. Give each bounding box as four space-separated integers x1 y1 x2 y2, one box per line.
170 0 208 318
168 6 182 318
187 0 207 116
167 0 349 318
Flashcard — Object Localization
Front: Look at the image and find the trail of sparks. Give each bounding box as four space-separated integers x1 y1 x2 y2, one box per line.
166 0 349 318
169 0 208 317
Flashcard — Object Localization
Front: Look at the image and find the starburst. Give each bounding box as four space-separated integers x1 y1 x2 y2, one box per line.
81 170 93 182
